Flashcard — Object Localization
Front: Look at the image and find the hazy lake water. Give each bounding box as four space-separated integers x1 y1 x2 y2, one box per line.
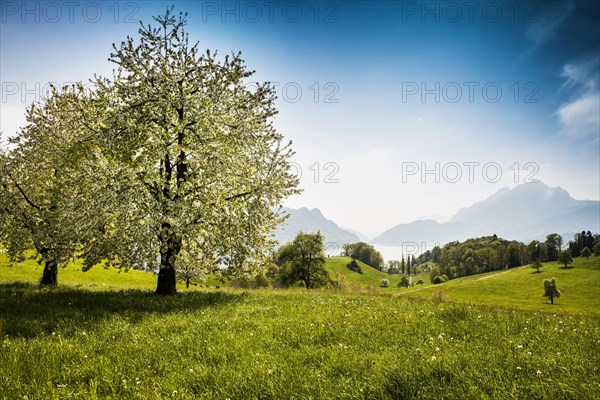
372 243 442 262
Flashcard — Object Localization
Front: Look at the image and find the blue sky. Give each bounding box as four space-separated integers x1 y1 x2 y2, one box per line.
1 1 599 237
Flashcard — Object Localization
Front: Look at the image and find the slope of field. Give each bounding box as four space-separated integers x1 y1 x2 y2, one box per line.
324 256 396 287
398 257 600 315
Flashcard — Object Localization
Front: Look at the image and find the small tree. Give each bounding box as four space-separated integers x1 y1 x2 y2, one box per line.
380 279 390 288
276 232 328 289
531 259 542 273
543 278 561 304
593 243 600 257
558 250 573 268
580 247 592 260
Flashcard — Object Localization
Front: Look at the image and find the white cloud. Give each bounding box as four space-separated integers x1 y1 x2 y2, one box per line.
560 58 599 91
557 93 600 138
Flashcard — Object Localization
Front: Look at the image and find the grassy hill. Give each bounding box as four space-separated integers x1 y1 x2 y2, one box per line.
324 256 431 290
398 256 600 315
325 256 396 287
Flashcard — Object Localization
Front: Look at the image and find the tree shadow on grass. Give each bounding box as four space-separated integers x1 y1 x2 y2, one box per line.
0 282 246 339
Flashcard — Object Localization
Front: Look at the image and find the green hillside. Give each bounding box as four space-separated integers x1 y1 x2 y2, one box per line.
325 256 395 287
398 256 600 315
324 256 431 291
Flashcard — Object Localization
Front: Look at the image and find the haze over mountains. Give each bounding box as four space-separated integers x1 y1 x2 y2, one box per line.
275 207 361 246
276 182 599 248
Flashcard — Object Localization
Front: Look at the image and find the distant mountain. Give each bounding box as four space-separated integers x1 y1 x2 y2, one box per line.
275 207 360 247
373 182 600 245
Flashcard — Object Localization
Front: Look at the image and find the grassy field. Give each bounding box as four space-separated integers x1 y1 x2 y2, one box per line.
398 257 600 315
0 252 156 290
1 254 599 398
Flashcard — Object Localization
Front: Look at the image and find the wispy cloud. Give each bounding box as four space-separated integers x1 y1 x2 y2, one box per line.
557 93 600 138
520 1 575 59
556 56 600 139
560 57 599 91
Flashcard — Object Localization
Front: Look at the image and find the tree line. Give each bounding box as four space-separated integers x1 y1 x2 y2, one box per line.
412 232 599 283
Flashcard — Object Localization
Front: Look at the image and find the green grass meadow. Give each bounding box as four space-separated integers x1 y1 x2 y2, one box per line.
0 254 599 399
398 257 600 315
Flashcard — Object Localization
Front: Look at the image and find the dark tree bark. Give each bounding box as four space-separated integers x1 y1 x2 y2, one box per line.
40 259 58 286
156 224 181 295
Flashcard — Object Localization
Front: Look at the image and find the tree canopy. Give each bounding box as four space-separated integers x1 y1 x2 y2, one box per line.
276 232 329 289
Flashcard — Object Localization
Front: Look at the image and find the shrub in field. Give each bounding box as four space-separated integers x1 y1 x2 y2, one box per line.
254 274 271 288
397 275 410 288
532 259 542 273
380 279 390 288
416 279 424 285
431 288 448 303
346 259 363 274
432 275 448 284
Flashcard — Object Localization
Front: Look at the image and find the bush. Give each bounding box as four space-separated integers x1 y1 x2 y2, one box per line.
416 279 424 285
397 275 410 288
380 279 390 288
346 260 363 274
238 278 252 289
254 274 271 288
432 275 448 285
431 288 448 303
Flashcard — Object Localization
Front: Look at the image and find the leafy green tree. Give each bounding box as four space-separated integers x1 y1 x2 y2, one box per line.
406 256 412 275
277 232 328 289
593 242 600 257
580 247 592 259
342 242 384 270
545 234 562 261
386 260 400 274
380 279 390 288
543 278 561 304
558 250 573 268
531 259 542 273
88 9 299 294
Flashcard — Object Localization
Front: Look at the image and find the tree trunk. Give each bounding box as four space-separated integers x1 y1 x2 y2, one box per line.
186 279 190 289
156 225 181 295
550 294 554 304
40 259 58 286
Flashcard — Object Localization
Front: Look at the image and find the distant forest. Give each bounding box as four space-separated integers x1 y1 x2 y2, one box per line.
370 231 600 283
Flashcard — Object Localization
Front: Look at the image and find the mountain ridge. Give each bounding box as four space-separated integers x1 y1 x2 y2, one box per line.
373 181 599 244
